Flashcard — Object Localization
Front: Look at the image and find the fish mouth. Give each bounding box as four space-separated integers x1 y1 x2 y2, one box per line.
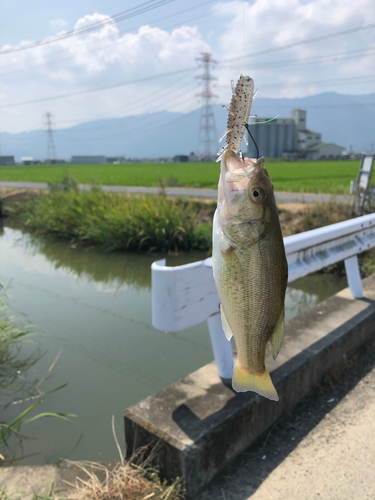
225 153 266 184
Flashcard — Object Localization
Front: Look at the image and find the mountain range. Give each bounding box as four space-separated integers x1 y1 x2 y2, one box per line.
1 91 374 161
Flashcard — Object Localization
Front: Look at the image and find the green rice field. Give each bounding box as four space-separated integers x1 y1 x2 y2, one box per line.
0 160 360 194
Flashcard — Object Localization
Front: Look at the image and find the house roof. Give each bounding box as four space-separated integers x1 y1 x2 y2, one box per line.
306 141 345 152
298 128 321 135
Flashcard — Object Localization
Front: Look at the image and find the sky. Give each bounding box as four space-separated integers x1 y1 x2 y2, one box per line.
0 0 375 134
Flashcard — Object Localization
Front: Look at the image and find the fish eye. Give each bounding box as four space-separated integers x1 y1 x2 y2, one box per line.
250 187 264 201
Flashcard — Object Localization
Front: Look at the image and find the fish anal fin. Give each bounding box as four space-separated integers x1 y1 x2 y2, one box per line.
269 308 285 360
232 365 279 401
220 305 233 341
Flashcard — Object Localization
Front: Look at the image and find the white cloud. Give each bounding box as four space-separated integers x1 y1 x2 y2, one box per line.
214 0 375 99
1 2 374 134
0 13 210 132
49 18 69 31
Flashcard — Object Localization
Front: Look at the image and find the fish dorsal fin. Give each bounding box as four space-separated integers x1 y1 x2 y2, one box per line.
269 308 285 360
220 305 233 341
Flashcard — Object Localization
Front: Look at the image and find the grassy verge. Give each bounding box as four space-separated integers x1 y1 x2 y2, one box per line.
4 180 215 253
0 159 359 193
3 180 375 274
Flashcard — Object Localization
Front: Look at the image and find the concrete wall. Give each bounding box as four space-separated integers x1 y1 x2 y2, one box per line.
125 274 375 499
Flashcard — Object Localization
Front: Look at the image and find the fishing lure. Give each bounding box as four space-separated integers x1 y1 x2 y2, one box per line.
217 75 255 162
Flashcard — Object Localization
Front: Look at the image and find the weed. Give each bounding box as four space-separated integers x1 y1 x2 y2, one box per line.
5 188 213 253
0 288 75 463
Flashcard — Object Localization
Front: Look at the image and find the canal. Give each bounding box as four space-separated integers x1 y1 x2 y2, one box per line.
0 224 347 464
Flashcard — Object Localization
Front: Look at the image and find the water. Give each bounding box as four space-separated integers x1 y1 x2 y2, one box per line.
0 225 347 464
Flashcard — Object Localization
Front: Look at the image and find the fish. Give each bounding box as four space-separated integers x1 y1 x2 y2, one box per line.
213 79 288 401
217 75 254 162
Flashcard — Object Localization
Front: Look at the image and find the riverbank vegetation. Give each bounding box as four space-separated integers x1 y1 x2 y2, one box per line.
3 180 214 253
0 287 74 464
0 159 358 193
2 180 374 275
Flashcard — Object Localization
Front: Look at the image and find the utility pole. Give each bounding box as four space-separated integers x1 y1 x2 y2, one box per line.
44 112 56 161
196 52 218 160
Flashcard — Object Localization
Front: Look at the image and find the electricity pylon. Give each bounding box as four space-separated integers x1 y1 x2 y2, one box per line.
196 52 218 160
44 112 56 161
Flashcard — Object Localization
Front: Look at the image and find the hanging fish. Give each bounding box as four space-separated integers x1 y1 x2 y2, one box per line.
213 76 288 401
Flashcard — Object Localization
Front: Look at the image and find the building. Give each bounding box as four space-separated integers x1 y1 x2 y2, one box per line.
173 155 189 163
21 157 41 165
305 142 345 160
291 109 322 151
247 108 343 159
0 156 15 166
44 158 66 164
71 155 106 164
106 156 125 163
247 117 297 158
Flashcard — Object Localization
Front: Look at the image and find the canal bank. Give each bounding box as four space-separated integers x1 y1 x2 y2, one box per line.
1 274 375 499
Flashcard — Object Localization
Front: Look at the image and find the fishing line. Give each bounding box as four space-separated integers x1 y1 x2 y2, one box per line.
243 0 246 75
248 115 279 125
244 123 259 159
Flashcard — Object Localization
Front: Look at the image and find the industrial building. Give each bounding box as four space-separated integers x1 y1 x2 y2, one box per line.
305 142 345 160
247 108 344 159
106 156 125 163
21 157 42 165
247 117 297 158
71 155 106 164
0 156 15 166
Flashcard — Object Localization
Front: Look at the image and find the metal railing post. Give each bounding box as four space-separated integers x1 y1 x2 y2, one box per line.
344 255 364 299
207 313 234 379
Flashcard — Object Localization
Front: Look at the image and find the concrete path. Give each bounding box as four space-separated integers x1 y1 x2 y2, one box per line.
0 180 352 204
198 342 375 500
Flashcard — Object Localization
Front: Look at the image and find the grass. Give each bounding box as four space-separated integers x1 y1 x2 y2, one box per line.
4 177 215 253
3 175 375 270
0 286 75 464
0 159 360 194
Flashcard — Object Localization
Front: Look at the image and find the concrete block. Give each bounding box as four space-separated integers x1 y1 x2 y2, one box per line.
124 274 375 499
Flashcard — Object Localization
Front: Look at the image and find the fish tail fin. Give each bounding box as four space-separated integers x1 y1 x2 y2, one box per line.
232 365 279 401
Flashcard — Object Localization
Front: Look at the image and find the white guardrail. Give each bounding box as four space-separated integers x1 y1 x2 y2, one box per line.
152 213 375 379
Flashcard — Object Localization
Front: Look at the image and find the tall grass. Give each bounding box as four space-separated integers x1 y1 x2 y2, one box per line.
6 178 214 252
0 286 75 463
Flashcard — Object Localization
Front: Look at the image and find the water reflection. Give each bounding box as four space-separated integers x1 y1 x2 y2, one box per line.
0 225 347 466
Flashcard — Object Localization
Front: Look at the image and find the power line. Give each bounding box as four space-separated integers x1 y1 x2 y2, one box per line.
0 0 227 76
220 47 375 72
218 23 375 64
1 23 375 111
0 66 197 109
259 74 375 89
0 0 175 56
3 70 375 111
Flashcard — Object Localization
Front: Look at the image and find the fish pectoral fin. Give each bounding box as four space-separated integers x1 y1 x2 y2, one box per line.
220 305 233 341
269 308 285 360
